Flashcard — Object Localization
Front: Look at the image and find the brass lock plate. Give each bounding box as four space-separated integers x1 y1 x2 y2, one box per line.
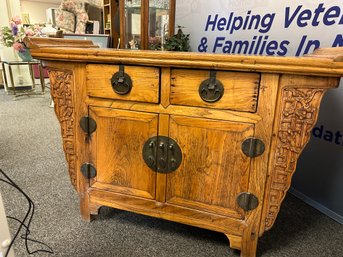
80 163 97 179
111 65 132 95
236 192 259 211
79 116 97 135
199 70 224 103
142 136 182 173
242 137 265 158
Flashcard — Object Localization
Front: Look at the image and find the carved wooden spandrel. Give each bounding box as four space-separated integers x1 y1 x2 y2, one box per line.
264 87 326 231
48 69 77 189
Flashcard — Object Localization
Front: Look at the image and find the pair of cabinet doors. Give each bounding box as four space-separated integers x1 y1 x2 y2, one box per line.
87 106 255 220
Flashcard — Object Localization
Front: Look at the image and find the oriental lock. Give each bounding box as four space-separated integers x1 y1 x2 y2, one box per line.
142 136 182 173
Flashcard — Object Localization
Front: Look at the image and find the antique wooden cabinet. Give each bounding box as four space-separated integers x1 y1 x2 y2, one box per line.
27 38 343 257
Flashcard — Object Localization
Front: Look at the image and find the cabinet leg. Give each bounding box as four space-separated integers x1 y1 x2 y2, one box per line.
240 231 258 257
225 232 257 257
79 194 101 222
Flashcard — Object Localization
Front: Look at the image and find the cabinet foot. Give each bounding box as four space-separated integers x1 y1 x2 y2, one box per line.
225 231 258 257
224 234 241 251
80 200 101 222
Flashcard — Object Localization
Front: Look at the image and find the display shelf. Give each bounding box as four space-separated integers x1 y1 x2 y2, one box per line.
102 0 118 47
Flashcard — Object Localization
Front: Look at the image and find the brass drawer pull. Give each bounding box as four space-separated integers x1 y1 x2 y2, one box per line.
199 70 224 103
111 65 132 95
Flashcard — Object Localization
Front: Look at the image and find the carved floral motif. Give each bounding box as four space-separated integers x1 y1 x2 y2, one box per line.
48 70 77 189
265 87 326 230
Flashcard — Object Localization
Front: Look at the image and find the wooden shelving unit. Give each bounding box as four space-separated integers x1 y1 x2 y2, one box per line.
103 0 175 49
103 0 119 48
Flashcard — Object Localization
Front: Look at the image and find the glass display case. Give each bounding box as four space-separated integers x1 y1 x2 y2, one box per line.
148 0 170 50
119 0 175 50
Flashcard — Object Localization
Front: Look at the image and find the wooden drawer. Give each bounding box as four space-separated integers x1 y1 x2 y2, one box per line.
170 69 260 112
86 64 160 103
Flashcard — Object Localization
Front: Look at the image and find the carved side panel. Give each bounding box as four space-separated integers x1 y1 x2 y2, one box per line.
264 88 326 231
48 70 77 189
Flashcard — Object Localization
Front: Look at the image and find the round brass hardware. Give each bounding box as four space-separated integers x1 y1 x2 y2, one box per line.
111 71 132 95
80 163 97 179
242 138 265 158
236 192 259 211
142 136 182 173
199 78 224 103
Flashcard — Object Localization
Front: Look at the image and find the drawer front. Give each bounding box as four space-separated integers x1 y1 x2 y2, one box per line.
170 69 260 112
87 64 160 103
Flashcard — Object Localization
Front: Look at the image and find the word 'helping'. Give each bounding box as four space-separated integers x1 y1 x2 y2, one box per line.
205 11 275 34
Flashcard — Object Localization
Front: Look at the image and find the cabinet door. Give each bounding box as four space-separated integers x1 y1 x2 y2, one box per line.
166 116 254 219
89 107 158 199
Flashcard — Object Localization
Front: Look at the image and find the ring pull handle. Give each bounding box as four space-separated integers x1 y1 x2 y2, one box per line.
198 70 224 103
111 65 133 95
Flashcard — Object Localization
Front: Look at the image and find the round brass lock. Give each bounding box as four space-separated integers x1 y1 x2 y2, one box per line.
236 192 259 211
111 72 132 95
142 136 182 173
199 78 224 103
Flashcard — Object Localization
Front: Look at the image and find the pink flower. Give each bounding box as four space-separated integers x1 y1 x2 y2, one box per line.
25 28 35 36
13 42 24 51
10 16 22 26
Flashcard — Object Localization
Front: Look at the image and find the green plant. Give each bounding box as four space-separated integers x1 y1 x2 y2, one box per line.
164 26 190 52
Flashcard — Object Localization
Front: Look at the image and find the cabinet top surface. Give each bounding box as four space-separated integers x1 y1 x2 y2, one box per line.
26 37 343 77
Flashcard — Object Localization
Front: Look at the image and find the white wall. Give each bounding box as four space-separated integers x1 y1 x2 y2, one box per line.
20 0 59 24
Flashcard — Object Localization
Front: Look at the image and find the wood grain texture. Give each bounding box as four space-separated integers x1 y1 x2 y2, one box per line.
170 69 259 112
90 107 158 199
48 69 77 189
225 234 242 251
239 74 279 256
306 47 343 61
86 96 262 124
166 115 254 218
86 64 160 103
156 114 170 202
30 47 343 76
161 68 171 108
89 188 247 235
24 37 97 49
141 0 149 50
70 63 94 220
27 38 343 77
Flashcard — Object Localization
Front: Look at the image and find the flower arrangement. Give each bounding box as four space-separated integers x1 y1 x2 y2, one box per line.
0 16 41 53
